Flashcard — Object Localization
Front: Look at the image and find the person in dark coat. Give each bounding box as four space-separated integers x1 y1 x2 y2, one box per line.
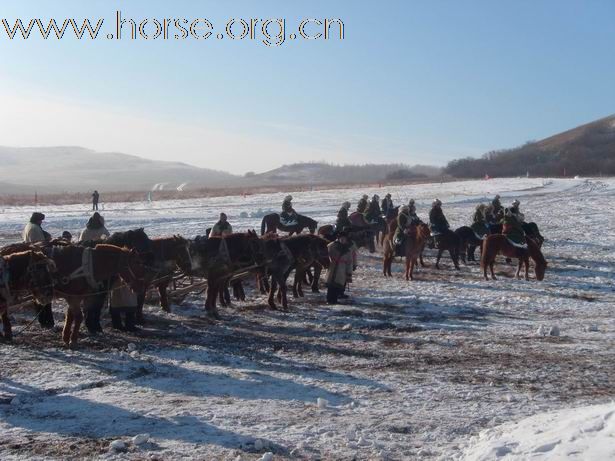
471 204 489 238
280 195 297 224
491 194 503 221
429 199 449 235
364 195 382 222
408 199 422 224
92 190 100 211
381 194 393 216
357 194 369 214
336 201 352 231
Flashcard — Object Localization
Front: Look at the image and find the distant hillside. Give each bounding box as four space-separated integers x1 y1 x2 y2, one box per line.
444 115 615 178
242 162 441 186
0 146 239 193
0 147 441 195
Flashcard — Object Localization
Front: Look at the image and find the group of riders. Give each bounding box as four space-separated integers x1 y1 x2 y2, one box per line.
280 192 531 252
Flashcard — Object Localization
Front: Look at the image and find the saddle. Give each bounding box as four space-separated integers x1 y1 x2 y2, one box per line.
280 213 299 227
506 237 528 249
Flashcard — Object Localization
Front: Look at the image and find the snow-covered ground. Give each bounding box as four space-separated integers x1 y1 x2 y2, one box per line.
1 177 614 460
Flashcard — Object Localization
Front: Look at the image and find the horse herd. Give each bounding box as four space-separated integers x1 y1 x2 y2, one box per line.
0 209 547 348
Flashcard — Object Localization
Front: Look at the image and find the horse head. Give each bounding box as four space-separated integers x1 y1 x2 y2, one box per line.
26 251 55 305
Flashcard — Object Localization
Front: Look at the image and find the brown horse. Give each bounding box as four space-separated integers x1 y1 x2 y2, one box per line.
50 244 147 347
190 231 266 318
260 213 318 236
481 235 547 281
1 251 55 341
383 222 430 280
135 235 193 322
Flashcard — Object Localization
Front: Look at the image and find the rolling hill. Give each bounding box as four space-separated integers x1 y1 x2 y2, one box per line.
444 114 615 178
0 146 440 195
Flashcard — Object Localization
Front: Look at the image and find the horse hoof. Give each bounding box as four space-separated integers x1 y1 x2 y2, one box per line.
206 311 221 321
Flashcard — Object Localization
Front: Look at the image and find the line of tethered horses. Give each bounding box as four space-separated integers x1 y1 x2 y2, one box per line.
0 203 547 348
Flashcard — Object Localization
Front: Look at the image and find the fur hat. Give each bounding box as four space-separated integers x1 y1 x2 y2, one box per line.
284 195 293 202
372 194 379 201
362 194 368 200
401 205 410 213
30 212 45 223
385 193 391 198
512 200 520 207
432 199 442 207
342 201 351 209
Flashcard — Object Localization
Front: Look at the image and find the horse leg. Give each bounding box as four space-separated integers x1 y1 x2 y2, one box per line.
490 261 497 280
279 276 289 310
62 307 74 346
524 256 530 281
516 259 523 278
409 257 416 281
134 290 146 325
69 302 84 349
159 283 170 312
383 255 389 277
268 278 278 310
451 249 460 270
297 271 305 298
405 256 410 281
420 249 427 267
436 250 443 269
311 265 322 293
1 310 12 341
292 271 300 298
205 281 221 319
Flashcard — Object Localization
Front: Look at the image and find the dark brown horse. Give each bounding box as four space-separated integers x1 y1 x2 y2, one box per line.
455 226 485 263
190 231 266 318
383 222 430 280
431 229 462 270
135 235 193 322
50 244 147 347
481 235 547 281
260 213 318 236
1 251 55 341
280 234 330 298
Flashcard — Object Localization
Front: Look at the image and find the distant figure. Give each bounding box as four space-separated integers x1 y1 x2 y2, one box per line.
211 213 233 237
429 199 450 235
336 201 352 231
22 212 49 243
364 195 381 222
92 190 100 211
356 194 369 214
280 195 298 225
79 212 110 242
61 231 73 242
381 194 394 216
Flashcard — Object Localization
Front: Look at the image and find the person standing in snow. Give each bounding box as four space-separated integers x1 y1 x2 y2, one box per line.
92 190 100 211
326 229 356 304
280 195 297 225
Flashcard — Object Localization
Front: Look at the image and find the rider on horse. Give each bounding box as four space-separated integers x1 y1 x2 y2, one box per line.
381 194 393 216
408 199 422 223
491 195 504 220
501 207 526 246
281 195 298 225
364 195 382 223
471 204 489 238
510 200 525 222
429 199 450 248
357 194 369 214
336 201 352 231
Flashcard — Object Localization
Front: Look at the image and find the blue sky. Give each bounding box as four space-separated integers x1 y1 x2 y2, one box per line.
0 0 614 173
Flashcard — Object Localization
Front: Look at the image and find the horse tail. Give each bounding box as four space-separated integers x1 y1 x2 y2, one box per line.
260 216 267 236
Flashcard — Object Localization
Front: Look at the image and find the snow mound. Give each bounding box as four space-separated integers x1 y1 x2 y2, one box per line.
459 402 615 460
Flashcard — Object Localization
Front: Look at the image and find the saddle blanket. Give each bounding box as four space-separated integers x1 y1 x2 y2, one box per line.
280 219 299 227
